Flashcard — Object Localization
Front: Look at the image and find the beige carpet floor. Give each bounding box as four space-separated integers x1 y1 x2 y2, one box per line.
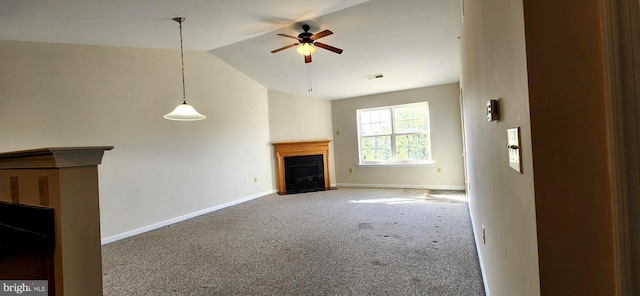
102 187 485 295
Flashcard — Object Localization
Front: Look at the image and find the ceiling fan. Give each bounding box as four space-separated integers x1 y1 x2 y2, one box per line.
270 24 343 63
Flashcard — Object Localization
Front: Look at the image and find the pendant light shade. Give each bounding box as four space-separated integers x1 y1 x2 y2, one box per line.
163 102 206 121
164 17 206 121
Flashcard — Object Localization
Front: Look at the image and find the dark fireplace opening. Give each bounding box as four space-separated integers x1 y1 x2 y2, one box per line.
284 154 325 194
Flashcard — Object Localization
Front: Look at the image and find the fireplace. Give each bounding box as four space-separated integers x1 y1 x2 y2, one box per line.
284 154 325 194
273 140 331 195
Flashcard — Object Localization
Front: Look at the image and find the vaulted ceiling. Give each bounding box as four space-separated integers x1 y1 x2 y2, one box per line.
0 0 461 100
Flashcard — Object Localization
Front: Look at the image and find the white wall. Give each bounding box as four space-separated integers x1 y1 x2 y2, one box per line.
331 83 465 189
267 90 336 186
0 40 274 240
462 0 620 294
460 1 540 295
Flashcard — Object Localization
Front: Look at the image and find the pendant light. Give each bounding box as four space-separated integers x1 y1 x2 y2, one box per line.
163 17 206 121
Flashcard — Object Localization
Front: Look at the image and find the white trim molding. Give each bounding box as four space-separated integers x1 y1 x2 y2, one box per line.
101 190 276 245
468 197 491 296
336 183 465 190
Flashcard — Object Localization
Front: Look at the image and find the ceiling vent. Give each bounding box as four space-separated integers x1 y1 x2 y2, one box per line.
365 73 384 80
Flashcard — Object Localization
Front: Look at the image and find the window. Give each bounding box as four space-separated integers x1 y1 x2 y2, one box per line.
357 102 432 164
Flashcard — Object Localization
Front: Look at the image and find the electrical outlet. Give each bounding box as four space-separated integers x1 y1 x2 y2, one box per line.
244 178 249 184
253 177 258 183
336 130 340 135
437 167 442 173
348 168 353 173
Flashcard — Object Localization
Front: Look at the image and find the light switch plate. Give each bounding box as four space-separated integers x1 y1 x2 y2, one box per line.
507 127 522 173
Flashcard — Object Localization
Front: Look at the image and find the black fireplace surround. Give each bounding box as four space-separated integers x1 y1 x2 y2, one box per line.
284 154 325 194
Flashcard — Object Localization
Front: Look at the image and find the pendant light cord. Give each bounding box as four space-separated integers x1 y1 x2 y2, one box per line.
163 17 206 121
178 19 187 104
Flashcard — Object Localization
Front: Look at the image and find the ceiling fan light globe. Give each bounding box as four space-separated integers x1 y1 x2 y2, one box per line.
163 102 206 121
297 43 316 56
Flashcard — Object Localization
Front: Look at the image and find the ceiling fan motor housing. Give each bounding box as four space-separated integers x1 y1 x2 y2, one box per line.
298 32 314 43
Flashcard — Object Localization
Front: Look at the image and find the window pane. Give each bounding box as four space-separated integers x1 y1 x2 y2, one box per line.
396 134 430 161
361 136 391 161
360 109 392 136
361 112 370 124
362 124 371 135
381 110 391 122
394 103 429 133
372 123 381 134
371 111 379 122
380 121 391 134
358 102 431 164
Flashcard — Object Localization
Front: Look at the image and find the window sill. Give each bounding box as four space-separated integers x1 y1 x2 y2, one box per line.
357 162 436 168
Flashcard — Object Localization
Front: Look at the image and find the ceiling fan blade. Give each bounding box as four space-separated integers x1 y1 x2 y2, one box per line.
277 33 301 41
270 43 299 53
311 30 333 40
305 54 312 63
315 42 343 54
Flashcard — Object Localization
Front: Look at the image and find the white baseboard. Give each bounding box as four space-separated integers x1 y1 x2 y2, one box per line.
101 190 276 245
468 197 491 296
335 183 465 190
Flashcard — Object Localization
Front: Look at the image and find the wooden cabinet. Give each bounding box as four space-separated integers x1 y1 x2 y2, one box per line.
0 146 112 296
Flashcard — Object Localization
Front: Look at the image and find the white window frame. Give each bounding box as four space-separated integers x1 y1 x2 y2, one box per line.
356 102 433 165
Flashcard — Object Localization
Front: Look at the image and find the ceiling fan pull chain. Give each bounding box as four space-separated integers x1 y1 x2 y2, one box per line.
307 63 313 92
